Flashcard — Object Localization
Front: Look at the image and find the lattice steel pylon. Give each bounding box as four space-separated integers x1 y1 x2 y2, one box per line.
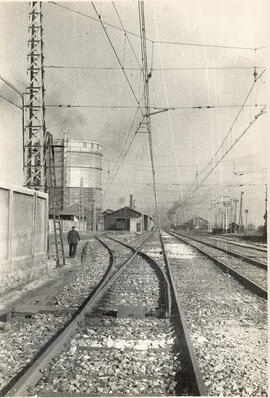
24 1 48 191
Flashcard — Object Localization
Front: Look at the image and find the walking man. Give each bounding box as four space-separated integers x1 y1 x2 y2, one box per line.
67 226 80 258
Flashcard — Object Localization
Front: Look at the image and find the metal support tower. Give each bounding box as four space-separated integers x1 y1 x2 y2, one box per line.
138 1 160 228
24 1 47 191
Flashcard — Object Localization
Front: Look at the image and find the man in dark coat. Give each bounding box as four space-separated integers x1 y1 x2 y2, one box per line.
67 226 80 258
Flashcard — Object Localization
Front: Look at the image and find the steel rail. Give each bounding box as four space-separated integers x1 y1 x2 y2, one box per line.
3 238 114 397
173 231 267 270
208 236 267 253
169 232 267 300
3 235 153 397
158 231 207 396
106 233 172 316
108 233 207 396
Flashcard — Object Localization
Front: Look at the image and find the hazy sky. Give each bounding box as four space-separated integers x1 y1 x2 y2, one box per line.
0 0 267 225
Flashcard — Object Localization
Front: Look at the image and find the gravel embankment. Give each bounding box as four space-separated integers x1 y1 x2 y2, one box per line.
163 232 267 397
0 238 110 393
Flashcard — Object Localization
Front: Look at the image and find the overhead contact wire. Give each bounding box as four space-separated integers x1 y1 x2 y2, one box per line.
198 68 266 178
183 106 266 202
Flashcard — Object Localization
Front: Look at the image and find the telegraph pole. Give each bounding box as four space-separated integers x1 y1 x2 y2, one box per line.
24 1 47 191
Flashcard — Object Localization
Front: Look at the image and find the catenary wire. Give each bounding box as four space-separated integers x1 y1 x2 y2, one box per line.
182 106 266 203
198 68 266 178
0 94 22 109
45 103 265 110
48 2 264 52
44 65 266 71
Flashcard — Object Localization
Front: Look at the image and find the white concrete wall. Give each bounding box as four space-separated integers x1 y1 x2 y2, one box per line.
0 184 49 295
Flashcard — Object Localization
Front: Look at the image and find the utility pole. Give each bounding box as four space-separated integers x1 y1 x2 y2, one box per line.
24 1 47 191
233 198 239 233
245 209 249 233
238 191 244 233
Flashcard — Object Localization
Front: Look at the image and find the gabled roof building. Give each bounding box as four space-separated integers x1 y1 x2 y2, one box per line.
103 206 154 232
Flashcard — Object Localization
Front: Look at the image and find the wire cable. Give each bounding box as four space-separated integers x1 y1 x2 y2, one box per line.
112 2 142 71
0 94 22 109
49 1 152 42
91 1 144 115
44 65 266 71
198 68 266 178
154 39 265 51
182 106 266 203
45 103 265 110
48 2 264 51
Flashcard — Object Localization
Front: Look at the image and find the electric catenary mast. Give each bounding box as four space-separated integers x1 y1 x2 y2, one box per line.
24 1 47 191
138 1 161 229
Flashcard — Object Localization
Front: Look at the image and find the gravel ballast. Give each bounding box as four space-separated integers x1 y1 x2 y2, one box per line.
0 237 110 393
30 234 190 396
163 232 267 397
34 319 182 396
172 233 267 290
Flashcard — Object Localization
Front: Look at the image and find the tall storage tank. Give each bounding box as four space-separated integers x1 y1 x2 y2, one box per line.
64 139 102 211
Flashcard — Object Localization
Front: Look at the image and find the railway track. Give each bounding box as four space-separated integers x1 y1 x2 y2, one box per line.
162 231 267 396
1 233 206 397
208 235 267 253
170 231 267 299
172 231 267 268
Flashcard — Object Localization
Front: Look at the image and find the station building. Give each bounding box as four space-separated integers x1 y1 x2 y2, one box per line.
103 207 154 232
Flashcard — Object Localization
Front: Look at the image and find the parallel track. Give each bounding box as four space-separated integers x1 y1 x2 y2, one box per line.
208 235 267 253
172 231 267 269
169 231 267 299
